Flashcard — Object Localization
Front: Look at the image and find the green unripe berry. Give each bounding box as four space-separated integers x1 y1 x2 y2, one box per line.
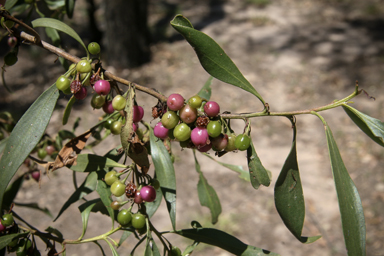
112 95 126 111
88 42 101 55
188 95 202 109
235 134 251 151
91 94 106 109
117 209 132 226
225 134 237 151
169 246 182 256
76 60 92 73
173 123 191 141
110 180 126 197
56 76 71 91
161 111 179 129
131 213 146 229
104 170 119 186
104 119 114 129
1 213 14 226
110 121 123 135
68 63 77 76
37 148 47 159
207 120 222 138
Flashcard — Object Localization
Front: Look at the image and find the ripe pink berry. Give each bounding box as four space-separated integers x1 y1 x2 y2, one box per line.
140 185 156 202
191 127 209 148
133 105 144 123
0 222 5 232
31 171 40 182
103 101 114 114
204 101 220 117
93 80 111 95
74 86 87 100
133 123 138 132
154 122 169 139
167 93 185 111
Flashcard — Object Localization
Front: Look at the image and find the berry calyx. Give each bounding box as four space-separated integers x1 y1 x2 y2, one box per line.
207 120 222 137
188 95 203 109
161 111 179 129
1 213 14 227
93 80 111 96
131 213 146 229
71 80 82 94
204 101 220 117
104 170 119 186
88 42 101 55
117 209 132 226
173 123 191 142
140 185 156 202
112 95 126 111
167 93 185 111
74 86 87 100
179 104 197 124
132 105 144 123
153 122 169 139
76 60 92 73
235 134 251 151
110 121 123 135
191 127 209 148
110 180 126 197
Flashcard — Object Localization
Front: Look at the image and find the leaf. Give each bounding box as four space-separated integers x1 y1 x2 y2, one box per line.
149 129 176 230
63 95 76 125
55 130 76 149
65 0 76 18
4 0 18 9
203 153 250 181
246 141 271 189
145 180 163 219
105 239 120 256
176 227 279 256
145 238 161 256
13 202 52 218
45 27 61 46
171 15 265 105
69 154 127 172
118 231 132 247
274 119 320 243
96 178 116 226
2 175 24 210
0 137 9 154
193 151 221 224
54 171 97 221
198 76 213 100
32 18 88 55
0 83 59 211
324 121 366 256
342 105 384 147
78 199 99 240
0 233 28 250
182 241 200 256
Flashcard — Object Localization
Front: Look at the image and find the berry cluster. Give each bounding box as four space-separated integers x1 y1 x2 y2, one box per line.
153 93 251 152
0 213 32 255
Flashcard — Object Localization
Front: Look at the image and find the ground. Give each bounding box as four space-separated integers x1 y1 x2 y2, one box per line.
1 0 384 255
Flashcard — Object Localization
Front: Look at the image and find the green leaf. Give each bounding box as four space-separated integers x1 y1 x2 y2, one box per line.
96 179 116 226
4 0 18 9
69 154 127 172
13 202 52 218
45 27 61 46
171 15 265 105
149 129 176 230
203 153 250 181
63 95 76 125
0 83 59 211
54 171 97 221
0 233 28 250
118 230 132 248
105 239 120 256
0 137 9 154
45 226 63 239
2 175 24 210
342 105 384 147
32 18 88 55
323 121 366 256
55 129 76 149
274 119 320 243
247 142 271 189
193 151 221 224
197 76 213 100
176 227 279 256
182 241 200 256
145 238 161 256
65 0 76 18
78 199 99 240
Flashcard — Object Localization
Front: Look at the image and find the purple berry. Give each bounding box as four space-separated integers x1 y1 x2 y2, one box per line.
197 143 212 152
134 191 143 204
204 101 220 117
103 101 115 114
74 86 87 100
140 185 156 202
93 80 111 96
31 171 40 182
167 93 185 111
133 105 144 123
0 222 5 232
154 122 169 139
191 127 209 148
133 123 138 132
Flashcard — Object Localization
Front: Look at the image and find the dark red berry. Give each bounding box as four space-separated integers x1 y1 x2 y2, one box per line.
103 101 115 114
167 93 185 111
204 101 220 117
134 191 143 204
133 105 144 123
74 86 87 100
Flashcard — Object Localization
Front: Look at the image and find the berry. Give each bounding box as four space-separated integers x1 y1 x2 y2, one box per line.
133 105 144 123
153 122 169 139
74 86 87 100
134 191 143 204
117 209 132 226
188 95 203 109
140 185 156 202
125 182 137 198
179 104 197 124
4 52 18 66
235 134 251 151
8 37 17 48
133 123 138 132
70 80 82 94
169 246 182 256
76 60 92 73
131 213 146 229
211 134 228 151
104 170 119 186
110 121 123 135
225 134 237 151
161 111 179 129
0 222 5 232
204 101 220 117
110 201 122 210
68 63 77 76
1 213 14 227
93 80 111 96
112 95 126 111
37 148 47 159
103 101 115 114
173 123 191 142
91 94 106 109
56 76 71 91
110 180 126 197
191 127 209 148
31 171 40 182
167 93 185 111
207 120 221 137
196 115 209 127
197 143 212 152
88 42 101 55
1 17 15 28
104 119 114 129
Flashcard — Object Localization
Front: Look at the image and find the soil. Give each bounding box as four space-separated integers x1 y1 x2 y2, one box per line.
1 0 384 256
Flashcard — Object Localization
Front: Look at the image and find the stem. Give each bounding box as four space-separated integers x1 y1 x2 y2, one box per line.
64 226 122 245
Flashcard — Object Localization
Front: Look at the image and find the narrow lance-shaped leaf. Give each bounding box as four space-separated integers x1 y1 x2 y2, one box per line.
13 202 52 218
0 233 28 250
193 151 222 224
171 15 265 105
69 154 127 172
197 76 213 100
247 142 271 189
176 227 279 256
63 95 76 125
322 120 366 256
2 175 24 210
149 129 176 230
0 83 59 210
78 199 99 240
203 153 250 181
96 178 116 227
65 0 76 18
274 118 321 243
342 104 384 147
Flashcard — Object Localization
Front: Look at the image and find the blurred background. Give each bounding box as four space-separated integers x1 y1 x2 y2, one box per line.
1 0 384 255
